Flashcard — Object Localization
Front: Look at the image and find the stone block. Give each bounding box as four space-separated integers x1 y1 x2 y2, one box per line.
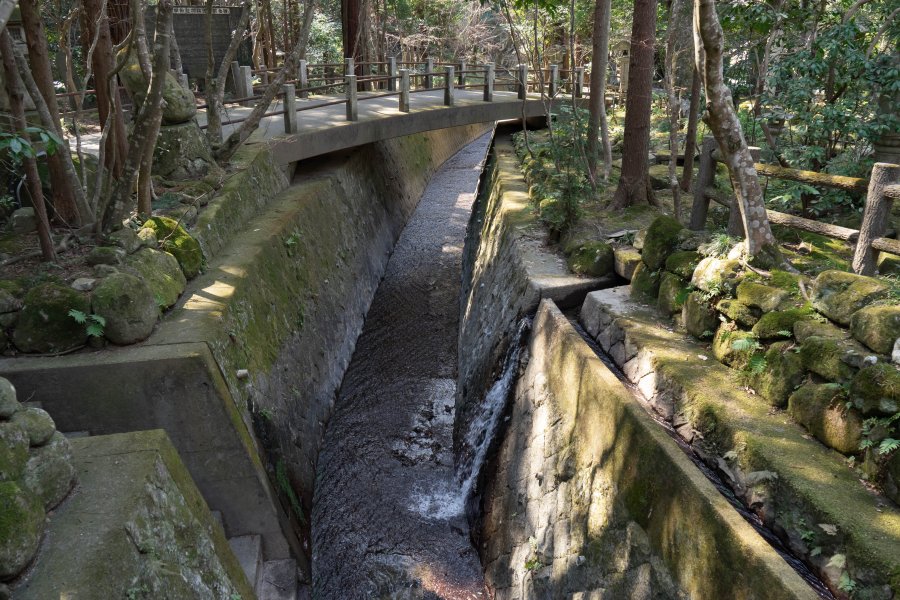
614 247 642 281
850 304 900 355
811 270 888 325
788 383 862 455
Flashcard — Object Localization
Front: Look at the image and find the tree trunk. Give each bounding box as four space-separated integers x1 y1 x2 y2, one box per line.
0 30 55 261
694 0 780 261
132 0 155 216
680 65 700 191
206 0 252 147
586 0 612 182
611 0 658 208
665 0 682 221
19 0 80 225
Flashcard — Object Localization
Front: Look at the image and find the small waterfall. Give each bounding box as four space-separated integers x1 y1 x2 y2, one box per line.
456 316 532 502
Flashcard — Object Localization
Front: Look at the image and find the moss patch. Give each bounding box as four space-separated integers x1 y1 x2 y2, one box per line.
811 270 889 325
641 215 684 271
716 299 760 327
143 216 204 279
664 251 700 279
0 480 44 579
736 281 790 312
751 307 815 340
849 304 900 355
566 241 614 277
12 283 89 354
749 341 806 408
657 272 688 316
788 383 862 455
630 262 661 302
850 363 900 417
799 336 859 382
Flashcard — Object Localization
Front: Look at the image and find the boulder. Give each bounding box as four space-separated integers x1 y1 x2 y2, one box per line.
12 283 90 353
799 335 870 382
0 380 18 419
91 273 159 345
691 257 743 295
633 228 647 250
793 320 849 344
751 308 814 340
125 248 187 310
70 278 97 292
614 247 642 281
9 208 36 234
749 341 807 408
850 304 900 355
143 216 203 279
712 325 757 369
675 229 711 252
0 481 44 579
566 241 615 277
788 383 863 455
136 227 158 248
86 246 125 266
736 281 790 312
664 251 700 279
884 451 900 505
107 227 142 254
683 292 719 339
849 363 900 416
10 407 55 447
21 433 75 510
811 270 888 325
0 422 28 482
0 290 21 314
640 215 683 271
118 50 197 124
657 272 688 315
630 262 660 302
152 122 218 180
877 252 900 276
715 299 759 327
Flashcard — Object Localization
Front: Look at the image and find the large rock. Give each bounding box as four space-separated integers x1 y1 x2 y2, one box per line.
107 227 142 255
21 433 75 510
0 481 44 579
751 308 814 340
640 215 683 271
152 122 218 180
664 251 700 279
811 270 888 325
749 341 807 408
850 363 900 417
125 248 187 310
10 408 55 447
614 247 642 281
793 319 849 344
143 217 203 279
9 208 36 234
566 241 614 277
850 304 900 355
715 299 759 327
799 335 872 382
736 281 790 312
86 246 125 266
118 50 197 125
657 272 688 315
788 383 863 455
0 422 28 482
91 273 159 345
683 292 719 339
711 325 757 369
629 262 660 302
884 451 900 505
0 380 18 419
691 257 743 295
12 283 90 354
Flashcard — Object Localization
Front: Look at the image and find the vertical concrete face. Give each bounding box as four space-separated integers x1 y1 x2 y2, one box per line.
283 84 297 133
345 74 358 121
239 65 253 104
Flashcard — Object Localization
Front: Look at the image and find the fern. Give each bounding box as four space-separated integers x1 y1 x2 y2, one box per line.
879 438 900 455
748 355 767 375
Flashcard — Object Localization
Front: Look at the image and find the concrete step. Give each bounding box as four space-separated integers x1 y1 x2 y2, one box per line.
257 559 298 600
228 534 262 590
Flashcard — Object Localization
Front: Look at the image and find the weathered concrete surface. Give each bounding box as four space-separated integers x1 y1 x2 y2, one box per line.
311 131 492 598
580 286 900 597
456 132 618 451
479 299 816 599
12 430 254 600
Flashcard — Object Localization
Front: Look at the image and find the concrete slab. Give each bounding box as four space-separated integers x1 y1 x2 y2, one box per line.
229 534 263 590
259 559 298 600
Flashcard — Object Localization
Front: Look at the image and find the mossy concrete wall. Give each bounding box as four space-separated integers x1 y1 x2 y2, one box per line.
478 299 816 599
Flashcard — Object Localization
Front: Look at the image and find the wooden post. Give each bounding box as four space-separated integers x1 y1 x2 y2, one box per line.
425 57 434 89
727 146 761 236
549 64 559 97
483 63 494 102
690 136 717 230
345 74 357 121
574 67 584 98
239 65 253 105
230 60 240 94
444 66 455 106
282 84 297 133
261 70 269 86
399 68 410 113
298 59 308 98
387 56 397 91
852 163 900 275
345 57 354 76
518 64 528 100
458 60 466 87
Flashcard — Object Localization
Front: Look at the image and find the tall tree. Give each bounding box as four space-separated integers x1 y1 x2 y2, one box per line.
611 0 658 208
586 0 612 182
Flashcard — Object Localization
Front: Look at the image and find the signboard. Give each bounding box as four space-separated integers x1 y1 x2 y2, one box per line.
173 7 230 15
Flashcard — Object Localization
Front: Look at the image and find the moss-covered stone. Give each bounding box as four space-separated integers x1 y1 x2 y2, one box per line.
664 251 700 279
91 273 159 345
152 122 218 180
749 341 806 408
850 363 900 416
641 215 684 271
0 379 19 419
715 299 760 327
143 216 203 279
877 252 900 276
630 262 660 302
21 432 75 510
691 257 743 295
788 383 863 455
107 228 141 254
657 272 688 315
811 270 889 325
125 248 187 310
0 290 20 315
850 304 900 355
0 480 44 579
712 325 757 369
136 227 158 248
613 247 642 281
12 283 89 354
799 336 861 382
683 292 718 339
736 281 790 312
10 407 55 447
884 451 900 506
751 307 814 340
0 422 28 482
86 246 125 266
793 319 849 344
119 50 197 125
566 241 615 277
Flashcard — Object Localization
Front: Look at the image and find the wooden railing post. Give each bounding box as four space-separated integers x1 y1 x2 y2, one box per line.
518 64 528 100
260 70 269 86
852 163 900 275
387 57 397 91
444 66 455 106
230 60 241 94
483 63 494 102
425 57 434 89
690 136 718 230
298 60 308 98
399 69 410 113
549 64 559 97
458 60 466 87
726 147 761 236
345 74 358 121
344 57 354 76
282 84 297 133
239 66 253 105
574 67 584 98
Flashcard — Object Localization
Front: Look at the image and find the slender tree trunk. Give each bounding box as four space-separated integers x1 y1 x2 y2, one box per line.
19 0 80 225
586 0 612 182
680 65 700 191
695 0 780 261
136 1 159 216
206 0 252 147
611 0 658 208
0 30 55 261
665 0 682 220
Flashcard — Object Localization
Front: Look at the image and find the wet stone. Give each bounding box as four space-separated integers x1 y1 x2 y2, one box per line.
11 407 56 447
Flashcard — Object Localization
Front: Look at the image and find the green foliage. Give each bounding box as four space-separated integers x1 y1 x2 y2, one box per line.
275 459 306 525
860 413 900 455
68 309 106 338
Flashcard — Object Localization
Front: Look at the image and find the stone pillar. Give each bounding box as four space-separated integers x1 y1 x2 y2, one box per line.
230 60 241 95
345 75 358 121
459 60 466 87
345 57 355 76
618 51 630 94
483 63 494 102
444 66 455 106
574 67 584 98
549 64 559 97
283 84 297 133
425 57 434 89
298 60 308 98
399 69 410 113
239 66 253 105
388 56 397 91
518 64 528 100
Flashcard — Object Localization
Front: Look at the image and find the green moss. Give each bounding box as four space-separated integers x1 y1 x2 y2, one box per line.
0 422 29 482
275 459 305 526
736 281 790 312
749 341 806 408
715 299 760 327
799 336 857 382
811 270 889 326
0 480 44 579
793 319 847 343
751 307 815 340
768 270 801 294
143 216 204 279
630 262 660 302
125 248 187 310
657 272 688 316
788 383 862 455
664 251 700 279
11 283 89 354
683 292 719 339
850 363 900 416
849 304 900 355
566 241 614 277
641 215 684 271
712 325 757 369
